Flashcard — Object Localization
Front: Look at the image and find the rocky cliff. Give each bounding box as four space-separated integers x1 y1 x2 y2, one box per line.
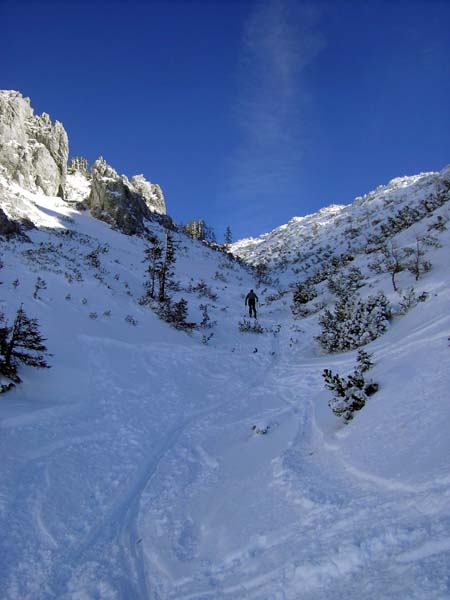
87 157 169 235
0 90 68 198
0 91 168 235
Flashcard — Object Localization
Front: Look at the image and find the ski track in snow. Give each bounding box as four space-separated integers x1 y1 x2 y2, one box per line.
2 309 450 600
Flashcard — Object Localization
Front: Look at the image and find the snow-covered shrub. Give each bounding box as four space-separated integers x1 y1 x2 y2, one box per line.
367 184 450 246
201 332 214 345
356 348 374 373
418 233 442 248
265 290 285 304
103 310 111 317
33 276 47 299
199 304 216 329
398 287 416 314
293 281 318 305
404 239 432 281
323 351 378 422
167 298 195 331
368 243 405 292
398 287 429 314
189 280 218 301
239 319 264 334
85 247 101 269
317 292 391 352
427 215 448 232
157 298 195 331
323 369 366 421
213 270 228 283
125 315 138 326
291 281 318 317
327 266 365 299
0 382 15 394
89 312 98 320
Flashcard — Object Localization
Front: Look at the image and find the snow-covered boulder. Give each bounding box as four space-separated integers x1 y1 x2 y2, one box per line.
0 90 68 198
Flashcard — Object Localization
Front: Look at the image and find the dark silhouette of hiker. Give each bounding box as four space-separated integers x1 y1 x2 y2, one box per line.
245 289 259 318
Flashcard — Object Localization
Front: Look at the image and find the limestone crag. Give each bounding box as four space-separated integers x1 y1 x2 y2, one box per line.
88 157 169 235
130 174 166 215
0 91 68 198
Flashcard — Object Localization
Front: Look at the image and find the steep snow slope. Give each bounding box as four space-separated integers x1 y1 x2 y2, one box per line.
231 167 450 286
0 171 450 599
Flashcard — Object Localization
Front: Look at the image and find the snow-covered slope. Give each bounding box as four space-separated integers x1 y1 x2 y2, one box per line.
232 166 450 286
1 165 450 599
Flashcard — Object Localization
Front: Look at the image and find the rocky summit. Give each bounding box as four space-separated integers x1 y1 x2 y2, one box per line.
0 90 68 198
0 91 167 235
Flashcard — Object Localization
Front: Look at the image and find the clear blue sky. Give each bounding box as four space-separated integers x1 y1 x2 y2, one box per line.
2 0 450 241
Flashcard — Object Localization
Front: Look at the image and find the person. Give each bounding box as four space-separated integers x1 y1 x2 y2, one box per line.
245 289 259 318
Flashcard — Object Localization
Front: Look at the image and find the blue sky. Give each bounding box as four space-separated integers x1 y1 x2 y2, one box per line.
2 0 450 241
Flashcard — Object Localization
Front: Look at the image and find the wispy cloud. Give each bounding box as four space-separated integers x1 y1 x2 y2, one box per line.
226 0 325 229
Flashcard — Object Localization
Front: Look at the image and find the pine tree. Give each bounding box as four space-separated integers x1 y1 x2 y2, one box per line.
0 312 8 357
224 226 233 246
254 262 269 286
356 349 374 373
323 368 372 421
158 232 176 303
204 224 216 243
169 298 195 330
317 292 391 352
0 306 51 382
293 281 318 306
142 235 163 301
184 219 205 240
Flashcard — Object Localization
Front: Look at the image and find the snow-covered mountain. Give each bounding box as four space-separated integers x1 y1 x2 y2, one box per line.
1 91 450 599
232 167 450 285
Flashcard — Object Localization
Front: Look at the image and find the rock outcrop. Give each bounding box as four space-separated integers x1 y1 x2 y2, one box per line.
0 91 169 235
0 91 69 198
130 174 166 215
0 207 22 237
0 206 32 239
87 157 169 235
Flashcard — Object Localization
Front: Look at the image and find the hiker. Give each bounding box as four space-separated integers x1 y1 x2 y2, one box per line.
245 289 259 318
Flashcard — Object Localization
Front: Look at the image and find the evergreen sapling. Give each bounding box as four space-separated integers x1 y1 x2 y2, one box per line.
0 306 51 383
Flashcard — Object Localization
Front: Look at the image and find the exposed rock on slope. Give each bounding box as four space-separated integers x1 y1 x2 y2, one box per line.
0 91 168 234
0 207 23 237
87 157 169 235
0 90 68 198
130 174 166 215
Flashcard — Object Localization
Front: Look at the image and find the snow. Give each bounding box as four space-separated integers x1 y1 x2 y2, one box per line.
1 170 450 599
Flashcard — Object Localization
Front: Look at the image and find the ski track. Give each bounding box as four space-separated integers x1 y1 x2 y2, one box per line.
2 296 450 597
2 321 450 600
